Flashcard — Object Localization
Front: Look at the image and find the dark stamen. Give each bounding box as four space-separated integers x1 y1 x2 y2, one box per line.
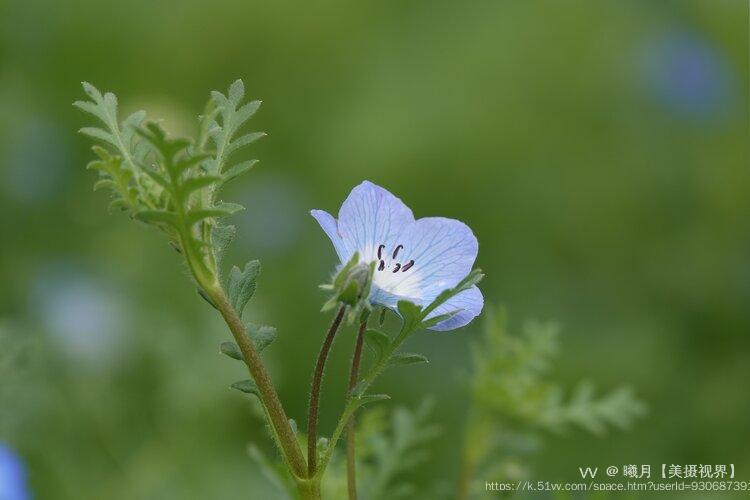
378 260 385 271
377 244 385 259
392 244 403 259
401 260 414 272
392 263 401 273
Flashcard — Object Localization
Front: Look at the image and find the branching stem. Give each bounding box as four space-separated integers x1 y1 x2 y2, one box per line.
307 305 347 476
208 284 308 480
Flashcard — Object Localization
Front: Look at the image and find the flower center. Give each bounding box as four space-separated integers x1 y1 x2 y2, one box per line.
376 243 415 273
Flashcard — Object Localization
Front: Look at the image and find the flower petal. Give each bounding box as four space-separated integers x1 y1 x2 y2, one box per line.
383 217 478 302
424 285 484 331
310 209 350 261
337 181 414 261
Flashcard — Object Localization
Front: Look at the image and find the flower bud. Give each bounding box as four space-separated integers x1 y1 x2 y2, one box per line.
320 252 375 318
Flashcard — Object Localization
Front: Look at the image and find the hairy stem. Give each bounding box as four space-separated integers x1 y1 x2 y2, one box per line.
345 320 367 500
307 305 347 476
208 284 307 479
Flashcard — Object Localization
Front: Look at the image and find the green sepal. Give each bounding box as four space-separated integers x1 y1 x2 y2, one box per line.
197 288 218 309
227 260 261 315
220 341 243 360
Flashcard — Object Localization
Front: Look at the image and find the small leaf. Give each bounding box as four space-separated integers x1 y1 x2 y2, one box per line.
220 159 257 186
355 394 391 408
424 270 484 317
220 341 243 361
134 210 178 226
186 203 244 226
228 79 245 104
213 224 236 264
351 379 368 397
79 126 115 146
226 132 266 155
93 179 118 192
316 437 329 456
214 202 244 214
419 310 459 330
181 174 221 194
247 323 277 352
230 379 260 398
397 300 422 333
364 329 390 362
227 260 261 315
388 353 429 368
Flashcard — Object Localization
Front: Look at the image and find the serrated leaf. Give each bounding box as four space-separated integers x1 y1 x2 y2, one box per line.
173 152 211 177
231 379 260 398
226 132 266 156
235 100 261 125
220 159 257 186
213 224 236 264
93 179 118 192
228 79 244 104
79 126 115 146
134 210 178 226
186 203 243 226
388 353 429 368
220 341 243 360
364 329 391 362
181 174 221 194
227 260 261 315
246 323 276 352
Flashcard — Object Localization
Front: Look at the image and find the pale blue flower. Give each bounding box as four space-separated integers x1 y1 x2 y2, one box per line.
312 181 483 331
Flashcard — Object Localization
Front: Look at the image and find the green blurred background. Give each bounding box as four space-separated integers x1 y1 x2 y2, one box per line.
0 0 748 498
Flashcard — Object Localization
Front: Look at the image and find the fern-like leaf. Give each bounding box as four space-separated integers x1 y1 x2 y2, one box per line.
207 80 265 187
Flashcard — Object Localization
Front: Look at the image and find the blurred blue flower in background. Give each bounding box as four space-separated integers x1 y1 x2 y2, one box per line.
0 444 30 500
639 31 737 119
30 263 128 368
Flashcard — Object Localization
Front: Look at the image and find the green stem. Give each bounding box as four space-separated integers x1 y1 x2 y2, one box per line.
208 284 308 479
296 478 322 500
345 320 367 500
316 321 417 477
307 305 347 476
